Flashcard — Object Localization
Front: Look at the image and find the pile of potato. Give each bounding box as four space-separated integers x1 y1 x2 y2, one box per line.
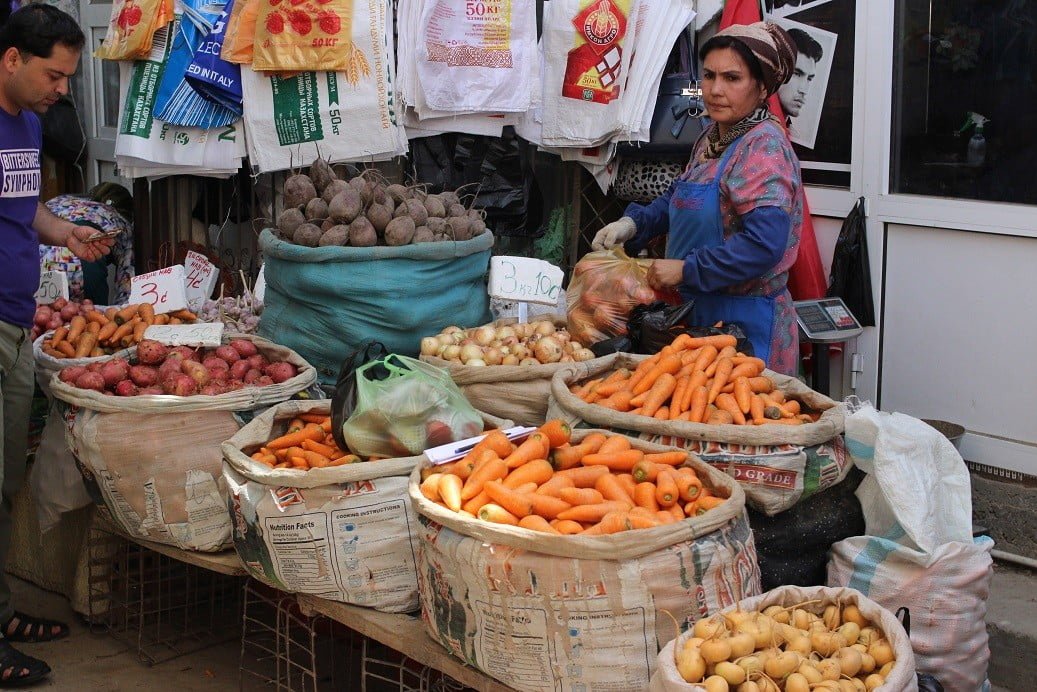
275 158 490 248
675 602 898 691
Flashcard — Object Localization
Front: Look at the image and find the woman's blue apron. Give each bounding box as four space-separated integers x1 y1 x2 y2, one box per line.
666 137 777 364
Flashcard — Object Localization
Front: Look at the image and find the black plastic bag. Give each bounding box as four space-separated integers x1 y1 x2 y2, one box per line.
632 301 755 356
41 95 86 164
827 197 876 326
747 466 865 591
330 340 389 451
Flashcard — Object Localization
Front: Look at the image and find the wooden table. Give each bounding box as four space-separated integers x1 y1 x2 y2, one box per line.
93 514 247 577
297 594 516 692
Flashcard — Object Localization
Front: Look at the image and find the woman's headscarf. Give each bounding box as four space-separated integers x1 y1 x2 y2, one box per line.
713 22 797 96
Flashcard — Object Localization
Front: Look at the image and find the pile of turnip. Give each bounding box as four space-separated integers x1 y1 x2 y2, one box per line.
57 339 299 397
31 298 97 342
274 158 491 248
420 321 596 366
673 602 899 691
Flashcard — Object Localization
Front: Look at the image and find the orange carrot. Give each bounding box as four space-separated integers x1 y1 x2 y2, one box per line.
537 420 571 448
471 429 516 459
599 389 635 412
536 475 575 497
461 455 508 500
461 489 492 515
266 425 326 450
114 304 138 324
641 373 678 418
729 361 762 381
478 503 519 526
108 319 135 346
557 465 611 488
633 482 660 511
132 320 148 343
644 451 688 466
96 321 118 344
557 502 632 524
595 473 634 504
512 482 539 495
670 375 690 419
526 493 573 520
598 435 632 454
706 409 735 425
559 487 605 506
502 459 554 489
590 379 629 399
693 345 718 373
573 377 601 400
628 513 663 530
688 385 709 423
655 470 679 507
503 433 549 469
733 376 752 414
73 332 97 358
302 439 339 458
439 474 463 512
518 515 560 534
632 461 666 483
580 449 644 471
745 376 774 394
551 519 584 535
624 353 661 392
615 473 637 499
676 473 703 502
706 346 737 376
301 450 331 468
655 510 677 525
685 334 737 350
137 302 155 324
299 413 330 424
632 354 683 395
782 399 802 416
484 481 533 518
716 393 747 425
695 495 726 513
586 511 630 535
653 406 670 420
708 358 734 404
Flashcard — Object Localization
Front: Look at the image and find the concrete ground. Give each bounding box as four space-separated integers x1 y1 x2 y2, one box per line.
6 576 242 691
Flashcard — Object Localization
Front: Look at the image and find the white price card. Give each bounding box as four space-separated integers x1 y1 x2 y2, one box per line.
130 265 189 314
35 271 69 305
424 427 538 466
253 265 266 304
488 256 563 307
144 323 225 347
184 250 219 311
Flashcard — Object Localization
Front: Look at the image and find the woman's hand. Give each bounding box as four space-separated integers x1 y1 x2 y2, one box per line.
67 224 115 263
647 259 685 290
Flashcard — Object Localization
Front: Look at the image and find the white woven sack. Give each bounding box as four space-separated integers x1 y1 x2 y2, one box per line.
548 354 851 515
411 430 761 692
223 400 511 610
650 585 918 692
32 328 134 399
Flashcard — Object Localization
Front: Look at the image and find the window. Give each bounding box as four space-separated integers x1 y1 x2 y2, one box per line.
892 1 1037 205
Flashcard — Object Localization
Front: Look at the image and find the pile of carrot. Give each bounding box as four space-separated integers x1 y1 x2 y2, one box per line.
250 413 379 470
41 304 199 360
418 420 727 535
569 333 820 426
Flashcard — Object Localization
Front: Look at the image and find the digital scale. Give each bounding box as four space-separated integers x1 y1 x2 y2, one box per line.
794 297 864 396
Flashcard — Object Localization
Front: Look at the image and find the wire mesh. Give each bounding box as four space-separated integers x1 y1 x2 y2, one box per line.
86 524 245 666
565 163 626 271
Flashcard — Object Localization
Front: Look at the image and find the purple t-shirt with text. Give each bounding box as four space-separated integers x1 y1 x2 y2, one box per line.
0 106 42 329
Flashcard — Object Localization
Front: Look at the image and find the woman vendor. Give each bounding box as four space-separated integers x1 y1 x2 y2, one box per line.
593 22 804 375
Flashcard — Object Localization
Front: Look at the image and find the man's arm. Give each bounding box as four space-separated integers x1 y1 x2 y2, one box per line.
34 203 114 262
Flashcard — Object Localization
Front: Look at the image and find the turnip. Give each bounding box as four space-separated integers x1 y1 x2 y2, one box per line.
264 362 298 383
214 345 241 364
283 174 317 209
114 380 138 397
304 197 328 221
394 199 428 226
308 157 336 195
413 226 434 243
366 204 393 233
136 340 168 365
385 183 409 204
440 190 460 208
446 216 472 241
426 217 446 235
293 223 323 247
75 371 106 391
229 339 258 357
181 359 211 387
469 218 487 236
59 366 87 384
318 225 349 247
129 365 159 387
329 189 363 223
447 203 467 218
384 216 416 246
348 216 377 247
277 208 305 239
163 374 198 397
321 179 350 205
423 195 446 218
100 359 130 388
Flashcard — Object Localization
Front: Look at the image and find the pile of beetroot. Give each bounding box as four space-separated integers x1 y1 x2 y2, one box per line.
57 339 299 397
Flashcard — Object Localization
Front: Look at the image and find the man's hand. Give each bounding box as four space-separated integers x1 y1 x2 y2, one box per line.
646 259 685 290
67 224 115 262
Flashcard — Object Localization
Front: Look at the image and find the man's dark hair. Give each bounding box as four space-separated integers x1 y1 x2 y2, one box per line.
0 5 85 58
700 35 766 86
788 28 823 63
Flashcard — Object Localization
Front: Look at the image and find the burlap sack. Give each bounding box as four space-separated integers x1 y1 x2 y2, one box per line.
548 353 852 515
410 431 761 691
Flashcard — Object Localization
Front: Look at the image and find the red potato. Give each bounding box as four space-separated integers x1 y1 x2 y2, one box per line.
214 345 241 364
229 359 251 380
128 365 159 387
247 354 269 370
171 346 201 362
138 387 164 395
114 380 138 396
137 340 169 365
263 362 297 384
243 368 262 384
255 375 274 387
100 359 130 388
181 359 211 387
202 356 230 372
163 374 198 396
59 366 87 384
75 371 105 391
229 339 258 358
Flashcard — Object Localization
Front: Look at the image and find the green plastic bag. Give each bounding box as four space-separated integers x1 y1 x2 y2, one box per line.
341 355 483 459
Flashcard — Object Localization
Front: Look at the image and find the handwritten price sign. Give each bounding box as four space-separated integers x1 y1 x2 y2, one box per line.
35 271 69 305
144 323 225 347
130 265 188 315
488 257 563 307
184 250 219 311
254 265 266 304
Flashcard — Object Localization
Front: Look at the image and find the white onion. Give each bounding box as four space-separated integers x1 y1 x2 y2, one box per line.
495 326 517 341
501 336 519 347
436 335 454 350
501 355 520 366
443 326 463 335
483 348 503 365
460 337 476 347
534 321 556 337
442 345 461 360
533 336 564 363
519 358 540 366
420 337 440 357
474 325 496 346
569 340 584 351
573 348 596 362
560 355 575 363
452 332 467 344
466 358 487 367
490 340 503 349
460 344 484 364
511 344 529 360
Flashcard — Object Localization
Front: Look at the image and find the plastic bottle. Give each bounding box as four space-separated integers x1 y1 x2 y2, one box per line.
959 112 989 167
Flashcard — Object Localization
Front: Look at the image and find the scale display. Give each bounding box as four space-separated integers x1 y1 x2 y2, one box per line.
794 298 863 342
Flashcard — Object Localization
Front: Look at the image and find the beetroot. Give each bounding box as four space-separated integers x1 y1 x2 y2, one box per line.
100 359 130 388
129 365 159 387
214 345 241 364
163 374 198 397
114 380 138 397
75 371 106 392
229 339 259 358
59 366 87 384
137 340 169 365
243 368 262 384
263 362 298 384
229 359 251 380
181 360 211 387
247 354 269 370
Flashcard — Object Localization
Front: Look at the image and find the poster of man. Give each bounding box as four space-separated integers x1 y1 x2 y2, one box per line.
761 0 837 18
771 17 837 149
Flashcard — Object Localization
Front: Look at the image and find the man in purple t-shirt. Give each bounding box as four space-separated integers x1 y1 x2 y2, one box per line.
0 6 113 686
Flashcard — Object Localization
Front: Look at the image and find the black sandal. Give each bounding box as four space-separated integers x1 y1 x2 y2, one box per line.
0 613 68 644
0 641 50 688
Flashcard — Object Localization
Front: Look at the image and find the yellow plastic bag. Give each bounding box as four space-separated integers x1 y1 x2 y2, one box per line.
94 0 174 61
221 0 258 65
566 248 671 346
252 0 361 73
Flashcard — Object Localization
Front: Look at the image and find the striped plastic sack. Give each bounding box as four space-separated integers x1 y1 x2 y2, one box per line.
184 0 243 115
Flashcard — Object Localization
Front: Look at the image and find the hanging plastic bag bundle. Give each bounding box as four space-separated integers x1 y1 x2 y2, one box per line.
341 354 484 459
183 0 244 116
566 247 673 347
220 0 258 64
251 0 356 72
94 0 175 61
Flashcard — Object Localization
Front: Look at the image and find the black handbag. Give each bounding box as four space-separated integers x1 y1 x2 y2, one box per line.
615 29 707 161
40 94 86 164
826 197 876 326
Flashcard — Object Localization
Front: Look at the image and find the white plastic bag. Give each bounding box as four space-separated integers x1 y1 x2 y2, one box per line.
29 405 92 533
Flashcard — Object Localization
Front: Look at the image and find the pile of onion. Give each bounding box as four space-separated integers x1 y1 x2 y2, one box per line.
420 321 596 366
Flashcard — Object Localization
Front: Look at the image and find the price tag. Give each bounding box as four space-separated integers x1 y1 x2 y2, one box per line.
130 265 189 314
488 257 563 307
184 250 219 311
35 271 69 305
254 265 266 304
144 323 225 347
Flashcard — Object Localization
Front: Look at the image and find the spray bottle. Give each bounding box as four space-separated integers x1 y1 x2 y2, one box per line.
957 112 989 167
